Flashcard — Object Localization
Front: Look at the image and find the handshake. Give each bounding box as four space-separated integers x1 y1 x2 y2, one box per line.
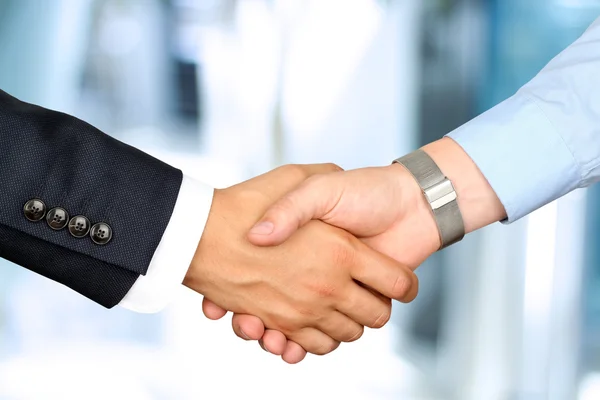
183 138 506 364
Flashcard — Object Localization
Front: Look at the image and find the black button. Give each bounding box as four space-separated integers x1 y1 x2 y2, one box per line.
90 222 112 245
46 207 69 230
68 215 90 238
23 199 46 221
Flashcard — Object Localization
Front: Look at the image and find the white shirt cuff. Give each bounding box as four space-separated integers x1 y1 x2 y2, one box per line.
446 93 580 223
118 175 214 313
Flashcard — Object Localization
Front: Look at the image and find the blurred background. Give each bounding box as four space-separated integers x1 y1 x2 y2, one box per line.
0 0 598 399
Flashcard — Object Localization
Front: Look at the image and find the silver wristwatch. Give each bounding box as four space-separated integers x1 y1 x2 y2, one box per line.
393 150 464 249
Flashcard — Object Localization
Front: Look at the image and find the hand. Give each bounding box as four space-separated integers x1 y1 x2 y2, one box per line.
204 163 432 362
205 138 506 362
186 164 419 357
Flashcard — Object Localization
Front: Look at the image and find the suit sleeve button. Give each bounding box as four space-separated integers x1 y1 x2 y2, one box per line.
24 199 46 221
90 222 112 245
68 216 91 238
46 207 69 230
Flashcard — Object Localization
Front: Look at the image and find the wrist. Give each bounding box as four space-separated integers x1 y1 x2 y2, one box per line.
421 137 506 233
183 239 206 296
183 188 224 295
382 163 442 253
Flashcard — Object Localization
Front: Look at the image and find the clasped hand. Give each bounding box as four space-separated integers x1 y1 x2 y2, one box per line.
184 163 439 364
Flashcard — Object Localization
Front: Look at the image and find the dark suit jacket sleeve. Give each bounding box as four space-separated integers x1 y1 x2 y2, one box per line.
0 89 183 308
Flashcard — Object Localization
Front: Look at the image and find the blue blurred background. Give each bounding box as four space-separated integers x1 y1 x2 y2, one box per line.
0 0 599 399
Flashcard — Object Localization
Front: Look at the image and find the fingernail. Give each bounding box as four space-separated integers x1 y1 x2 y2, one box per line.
250 221 274 235
240 328 251 340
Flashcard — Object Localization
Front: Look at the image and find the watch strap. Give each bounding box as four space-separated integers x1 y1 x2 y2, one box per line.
393 150 465 249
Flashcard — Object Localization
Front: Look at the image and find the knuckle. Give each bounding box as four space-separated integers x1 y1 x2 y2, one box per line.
312 283 337 299
345 326 364 342
294 305 323 326
405 273 419 302
312 339 339 356
297 305 318 317
274 315 300 335
370 307 392 329
323 162 343 173
303 173 322 187
329 240 356 268
277 324 298 338
391 272 413 301
280 164 308 180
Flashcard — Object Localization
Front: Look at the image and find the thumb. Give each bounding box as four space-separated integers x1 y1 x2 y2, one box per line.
247 174 340 246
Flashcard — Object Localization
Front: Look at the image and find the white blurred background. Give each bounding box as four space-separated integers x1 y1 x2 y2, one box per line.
0 1 599 399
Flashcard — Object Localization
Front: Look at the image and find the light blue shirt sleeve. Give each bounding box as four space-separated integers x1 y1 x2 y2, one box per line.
447 16 600 223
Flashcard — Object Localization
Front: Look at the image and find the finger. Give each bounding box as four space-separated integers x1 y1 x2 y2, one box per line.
288 328 340 356
246 163 343 195
337 285 392 329
360 236 423 271
248 174 342 246
260 329 288 355
282 341 308 364
314 311 364 343
202 297 228 320
357 280 392 303
294 163 343 176
232 313 266 341
351 242 419 303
